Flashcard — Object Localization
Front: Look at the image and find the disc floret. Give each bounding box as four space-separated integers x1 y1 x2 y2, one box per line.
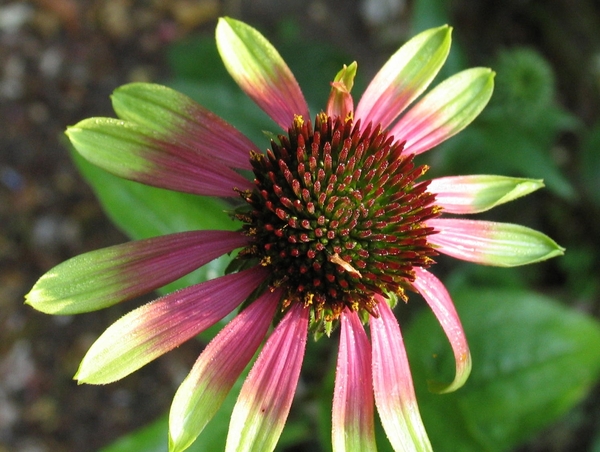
238 112 441 324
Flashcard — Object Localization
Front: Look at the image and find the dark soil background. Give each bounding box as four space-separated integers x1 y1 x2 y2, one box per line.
1 1 599 451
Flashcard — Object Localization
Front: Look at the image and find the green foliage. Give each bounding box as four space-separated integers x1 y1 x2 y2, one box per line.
72 150 236 297
580 120 600 208
411 0 467 80
312 285 600 452
406 288 600 452
493 48 556 121
99 365 312 452
431 47 579 201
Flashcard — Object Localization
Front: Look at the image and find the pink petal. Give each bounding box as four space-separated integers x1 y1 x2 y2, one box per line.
426 176 480 214
413 267 471 393
427 218 565 267
354 26 451 131
332 309 376 452
67 118 253 197
111 83 255 170
27 230 250 315
216 18 309 130
169 288 282 452
226 303 309 452
389 68 494 155
370 296 432 451
75 266 269 384
175 107 255 170
427 175 544 214
136 137 254 196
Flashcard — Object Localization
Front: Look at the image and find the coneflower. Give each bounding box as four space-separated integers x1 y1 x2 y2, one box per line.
26 17 564 452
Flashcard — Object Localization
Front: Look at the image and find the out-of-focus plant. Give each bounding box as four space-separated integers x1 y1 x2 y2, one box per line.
434 47 579 202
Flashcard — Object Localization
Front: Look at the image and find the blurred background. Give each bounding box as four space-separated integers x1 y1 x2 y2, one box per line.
1 0 600 451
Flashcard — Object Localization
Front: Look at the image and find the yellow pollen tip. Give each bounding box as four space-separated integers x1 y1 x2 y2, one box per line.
249 150 264 162
304 293 314 305
396 287 408 303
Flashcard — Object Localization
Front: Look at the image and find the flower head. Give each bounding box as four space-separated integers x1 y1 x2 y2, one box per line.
26 17 564 452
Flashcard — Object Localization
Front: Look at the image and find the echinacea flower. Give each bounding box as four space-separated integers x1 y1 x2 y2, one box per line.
26 17 564 452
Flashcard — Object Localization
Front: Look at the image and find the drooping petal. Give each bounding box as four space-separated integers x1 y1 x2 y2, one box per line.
332 310 376 452
216 17 309 130
391 68 495 155
326 62 357 120
427 218 565 267
112 83 254 170
75 266 269 385
354 26 451 131
66 118 253 197
169 288 282 452
26 230 249 315
427 175 544 214
370 297 432 452
226 303 309 452
412 267 471 393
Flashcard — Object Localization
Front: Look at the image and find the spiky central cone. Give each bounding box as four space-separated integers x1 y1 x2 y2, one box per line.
238 113 440 323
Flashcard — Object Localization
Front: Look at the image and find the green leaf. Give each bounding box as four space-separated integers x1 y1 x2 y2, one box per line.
99 363 312 452
434 107 578 201
71 149 237 295
167 79 274 147
99 367 246 452
167 35 234 84
580 121 600 208
406 289 600 452
72 145 235 235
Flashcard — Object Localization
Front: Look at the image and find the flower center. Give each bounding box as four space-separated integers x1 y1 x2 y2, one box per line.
236 113 440 328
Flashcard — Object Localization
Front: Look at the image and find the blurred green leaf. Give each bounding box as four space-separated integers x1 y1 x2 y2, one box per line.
168 78 275 146
167 34 279 145
443 262 528 293
99 414 168 452
99 362 312 452
167 29 356 120
557 244 599 304
435 116 577 201
411 0 450 33
99 365 244 452
429 45 579 202
406 289 600 452
411 0 468 81
71 149 236 238
580 121 600 208
277 40 358 111
168 36 233 85
71 149 237 295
